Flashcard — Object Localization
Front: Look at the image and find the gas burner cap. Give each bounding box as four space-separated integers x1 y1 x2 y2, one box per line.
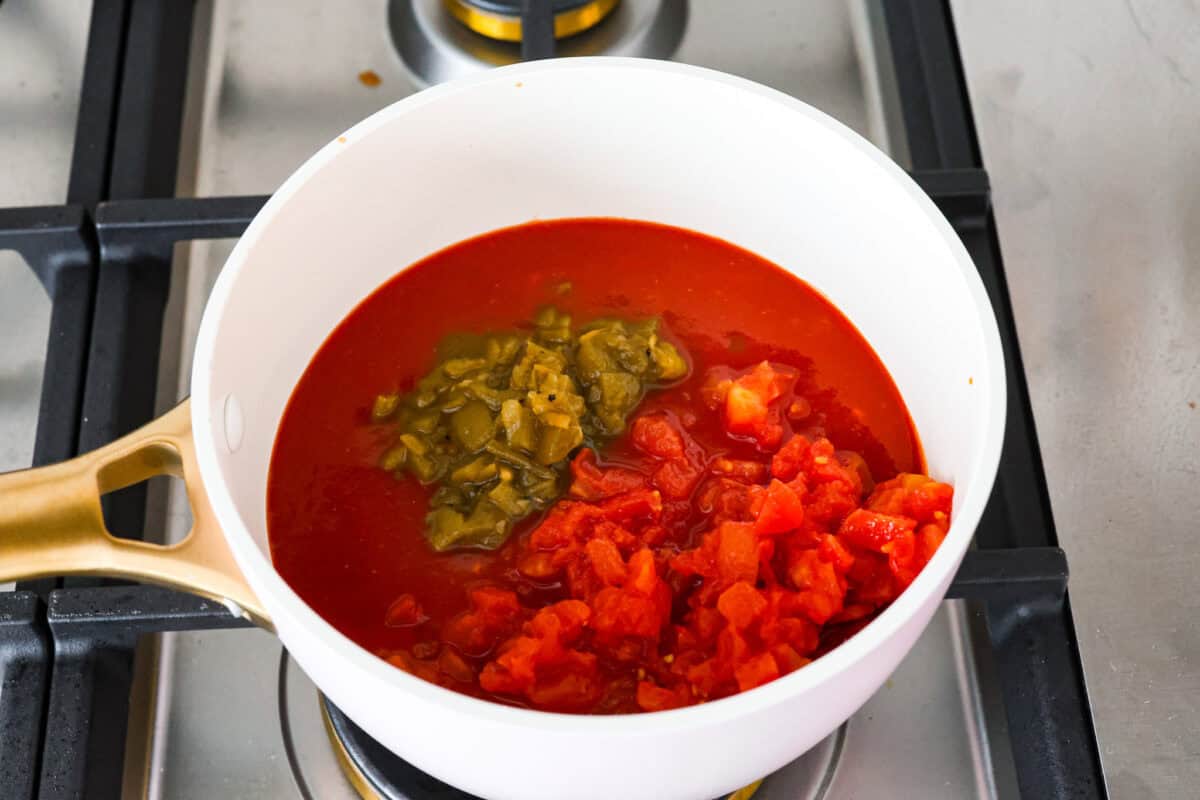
280 637 842 798
318 695 845 800
321 698 480 799
388 0 688 87
445 0 619 42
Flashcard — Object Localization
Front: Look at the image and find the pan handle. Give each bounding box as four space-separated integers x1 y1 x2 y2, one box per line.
0 399 270 628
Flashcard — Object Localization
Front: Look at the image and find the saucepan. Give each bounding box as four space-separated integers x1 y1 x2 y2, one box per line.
0 59 1005 800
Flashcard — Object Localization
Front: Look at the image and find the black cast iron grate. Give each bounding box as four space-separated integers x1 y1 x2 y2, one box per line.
0 1 1107 798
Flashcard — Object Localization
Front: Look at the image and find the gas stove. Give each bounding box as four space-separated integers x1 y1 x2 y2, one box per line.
0 1 1107 798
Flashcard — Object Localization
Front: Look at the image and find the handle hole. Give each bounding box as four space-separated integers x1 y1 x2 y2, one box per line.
99 474 192 543
96 442 192 542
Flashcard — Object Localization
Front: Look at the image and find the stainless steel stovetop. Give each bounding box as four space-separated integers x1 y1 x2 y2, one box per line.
1 1 1020 797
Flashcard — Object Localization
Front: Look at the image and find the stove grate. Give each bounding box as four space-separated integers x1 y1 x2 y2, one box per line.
0 1 1107 798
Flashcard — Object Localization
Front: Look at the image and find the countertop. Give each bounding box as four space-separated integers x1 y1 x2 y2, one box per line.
952 2 1200 796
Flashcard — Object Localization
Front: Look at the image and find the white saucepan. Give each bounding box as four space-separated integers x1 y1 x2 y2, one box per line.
0 58 1005 800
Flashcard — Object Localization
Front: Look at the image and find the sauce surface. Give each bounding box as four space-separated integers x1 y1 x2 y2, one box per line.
267 219 926 710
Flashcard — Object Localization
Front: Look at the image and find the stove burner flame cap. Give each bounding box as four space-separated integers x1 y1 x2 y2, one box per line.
444 0 619 42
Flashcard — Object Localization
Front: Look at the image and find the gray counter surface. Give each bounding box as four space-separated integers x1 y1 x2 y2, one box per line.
953 2 1199 797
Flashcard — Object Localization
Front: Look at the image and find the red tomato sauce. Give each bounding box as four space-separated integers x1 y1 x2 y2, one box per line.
267 218 947 713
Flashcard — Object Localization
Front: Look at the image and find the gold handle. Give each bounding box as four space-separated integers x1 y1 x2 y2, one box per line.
0 399 270 627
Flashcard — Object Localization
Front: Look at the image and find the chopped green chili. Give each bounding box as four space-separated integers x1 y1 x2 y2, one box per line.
370 306 688 551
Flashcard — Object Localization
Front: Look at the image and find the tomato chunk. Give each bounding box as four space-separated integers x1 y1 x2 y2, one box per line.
442 587 522 658
383 593 428 628
838 509 917 551
478 600 600 712
734 652 780 692
636 681 691 711
717 581 768 629
754 479 806 536
718 362 797 450
725 384 768 430
569 449 647 500
717 522 760 585
632 414 686 459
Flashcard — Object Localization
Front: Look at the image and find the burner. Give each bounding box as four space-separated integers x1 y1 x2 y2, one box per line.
280 632 842 799
388 0 687 87
323 700 481 799
314 687 844 800
444 0 619 42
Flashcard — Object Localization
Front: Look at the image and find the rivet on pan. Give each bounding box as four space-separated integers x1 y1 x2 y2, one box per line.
223 393 244 453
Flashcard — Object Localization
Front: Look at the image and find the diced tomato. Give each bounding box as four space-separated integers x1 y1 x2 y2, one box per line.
478 600 601 712
526 666 601 710
716 522 760 585
754 479 806 536
636 681 691 711
734 651 780 692
531 599 591 640
691 606 724 642
830 603 876 624
717 581 768 629
443 587 522 658
759 614 819 655
756 536 778 584
711 457 768 484
632 414 686 459
626 548 660 596
717 625 750 666
771 437 865 522
569 449 647 500
591 585 670 643
807 438 863 494
846 551 897 607
818 534 855 574
383 593 428 628
600 489 663 523
585 537 627 586
587 547 672 649
670 532 716 579
771 643 811 674
594 520 638 551
699 373 734 410
568 522 648 597
785 548 847 625
881 530 918 588
517 550 559 580
685 659 723 698
639 523 671 546
731 362 793 410
696 477 763 524
725 383 768 430
907 481 953 521
836 450 875 495
628 413 705 500
387 650 443 685
916 523 947 566
838 509 917 552
437 648 475 683
804 483 854 526
866 473 953 523
719 362 796 449
795 591 840 626
771 435 810 481
472 586 521 619
528 501 603 551
653 459 702 500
